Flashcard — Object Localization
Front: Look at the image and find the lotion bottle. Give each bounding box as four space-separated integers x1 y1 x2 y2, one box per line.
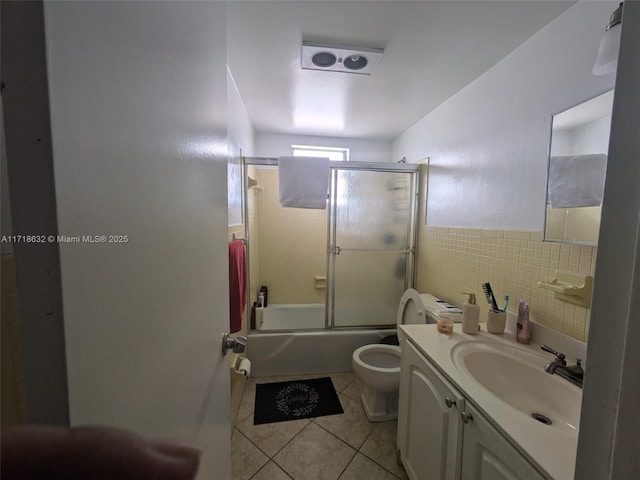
517 299 531 344
461 292 480 335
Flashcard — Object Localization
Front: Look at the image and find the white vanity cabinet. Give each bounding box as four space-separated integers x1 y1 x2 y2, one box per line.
398 338 545 480
460 402 545 480
398 340 465 480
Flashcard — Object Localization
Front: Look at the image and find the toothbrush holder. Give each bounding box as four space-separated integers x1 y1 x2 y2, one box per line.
486 310 506 334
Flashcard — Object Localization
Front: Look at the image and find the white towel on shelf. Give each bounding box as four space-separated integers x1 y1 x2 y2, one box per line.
278 156 329 209
547 154 607 208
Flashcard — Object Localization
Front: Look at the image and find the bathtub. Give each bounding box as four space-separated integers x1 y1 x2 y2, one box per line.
248 329 396 377
247 329 397 377
257 303 325 330
249 303 396 377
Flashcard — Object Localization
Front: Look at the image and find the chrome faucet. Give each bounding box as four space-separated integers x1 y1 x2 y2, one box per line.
540 345 584 388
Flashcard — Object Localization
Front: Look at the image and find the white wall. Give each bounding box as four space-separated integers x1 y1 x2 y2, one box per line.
255 132 393 163
572 115 612 155
551 115 612 156
228 68 255 226
392 1 617 230
228 69 255 159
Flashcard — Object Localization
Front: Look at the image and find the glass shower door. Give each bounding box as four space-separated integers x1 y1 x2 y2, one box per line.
328 168 417 328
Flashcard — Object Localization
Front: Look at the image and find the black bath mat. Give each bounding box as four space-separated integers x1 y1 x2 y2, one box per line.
253 377 344 425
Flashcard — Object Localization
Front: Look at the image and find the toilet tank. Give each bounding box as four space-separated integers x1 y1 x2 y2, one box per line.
420 294 463 324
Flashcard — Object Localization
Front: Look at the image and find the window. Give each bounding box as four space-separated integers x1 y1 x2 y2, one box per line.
292 145 350 161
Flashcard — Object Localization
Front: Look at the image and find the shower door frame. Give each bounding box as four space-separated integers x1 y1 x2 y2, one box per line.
325 163 419 330
242 157 420 332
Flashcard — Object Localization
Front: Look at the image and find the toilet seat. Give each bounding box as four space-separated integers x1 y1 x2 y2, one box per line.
353 345 401 373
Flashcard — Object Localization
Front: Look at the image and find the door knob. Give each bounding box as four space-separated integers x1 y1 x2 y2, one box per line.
222 333 247 355
461 412 474 423
445 397 456 408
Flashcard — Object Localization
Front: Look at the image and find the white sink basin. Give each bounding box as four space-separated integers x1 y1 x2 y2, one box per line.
451 341 582 436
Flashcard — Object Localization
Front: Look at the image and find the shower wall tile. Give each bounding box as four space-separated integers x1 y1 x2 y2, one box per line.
416 226 596 342
255 169 327 305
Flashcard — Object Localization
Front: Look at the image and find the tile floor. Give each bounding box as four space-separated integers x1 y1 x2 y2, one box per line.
232 372 409 480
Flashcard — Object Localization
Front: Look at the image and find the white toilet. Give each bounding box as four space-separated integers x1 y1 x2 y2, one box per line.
352 289 462 422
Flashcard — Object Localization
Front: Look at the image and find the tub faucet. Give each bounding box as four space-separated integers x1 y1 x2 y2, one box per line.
540 345 584 388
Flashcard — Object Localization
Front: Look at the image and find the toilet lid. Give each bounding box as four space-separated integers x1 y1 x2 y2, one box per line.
397 288 432 325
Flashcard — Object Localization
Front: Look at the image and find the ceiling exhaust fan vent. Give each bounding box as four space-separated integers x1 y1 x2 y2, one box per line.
311 52 337 67
301 42 383 75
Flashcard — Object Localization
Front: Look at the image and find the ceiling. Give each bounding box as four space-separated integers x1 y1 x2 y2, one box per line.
227 1 575 140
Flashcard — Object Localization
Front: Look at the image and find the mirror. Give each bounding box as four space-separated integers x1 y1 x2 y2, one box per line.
544 90 614 245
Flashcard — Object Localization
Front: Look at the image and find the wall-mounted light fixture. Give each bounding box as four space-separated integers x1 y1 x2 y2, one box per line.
593 2 623 75
301 42 384 75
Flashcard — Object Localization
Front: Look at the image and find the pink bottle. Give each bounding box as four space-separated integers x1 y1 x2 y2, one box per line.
517 300 530 344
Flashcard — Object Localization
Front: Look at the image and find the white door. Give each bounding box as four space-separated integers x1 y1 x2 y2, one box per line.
44 2 230 478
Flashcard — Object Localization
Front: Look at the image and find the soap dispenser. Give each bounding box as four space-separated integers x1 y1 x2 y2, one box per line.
462 292 480 335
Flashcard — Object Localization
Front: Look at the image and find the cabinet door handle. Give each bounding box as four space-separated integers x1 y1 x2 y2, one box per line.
461 412 474 423
445 397 456 408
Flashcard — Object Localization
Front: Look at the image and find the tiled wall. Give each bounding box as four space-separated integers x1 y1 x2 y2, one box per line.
253 169 327 305
545 206 601 244
416 226 596 342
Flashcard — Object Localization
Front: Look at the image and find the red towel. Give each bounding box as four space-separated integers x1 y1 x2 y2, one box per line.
228 240 246 334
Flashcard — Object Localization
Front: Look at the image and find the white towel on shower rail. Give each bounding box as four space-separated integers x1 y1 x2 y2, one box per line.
278 156 329 209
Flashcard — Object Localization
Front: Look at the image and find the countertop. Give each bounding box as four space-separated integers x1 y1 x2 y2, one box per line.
399 323 581 480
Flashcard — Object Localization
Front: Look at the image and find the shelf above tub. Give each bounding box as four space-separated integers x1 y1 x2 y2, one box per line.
538 271 593 307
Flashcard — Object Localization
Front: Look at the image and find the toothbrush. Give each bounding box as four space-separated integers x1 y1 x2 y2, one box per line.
502 295 510 313
481 283 499 312
481 283 492 309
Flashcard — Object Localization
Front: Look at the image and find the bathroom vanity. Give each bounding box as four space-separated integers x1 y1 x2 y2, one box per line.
397 325 582 480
